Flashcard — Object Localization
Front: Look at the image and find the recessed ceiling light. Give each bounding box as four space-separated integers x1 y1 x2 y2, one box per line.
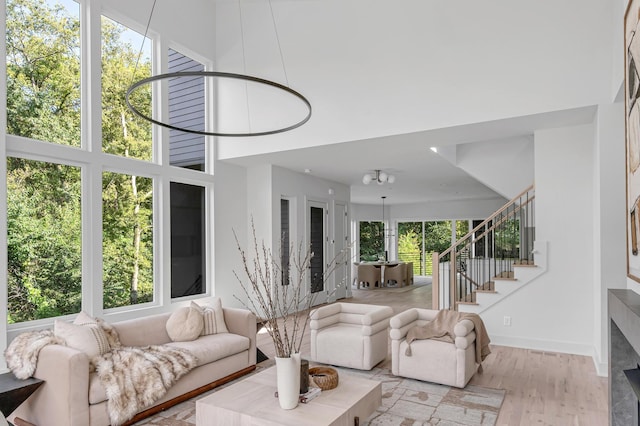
430 147 438 153
304 168 312 174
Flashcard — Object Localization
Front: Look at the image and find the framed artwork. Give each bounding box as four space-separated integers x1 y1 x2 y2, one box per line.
626 0 640 282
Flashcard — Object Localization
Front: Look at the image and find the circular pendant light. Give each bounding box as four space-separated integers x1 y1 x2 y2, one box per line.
126 71 312 137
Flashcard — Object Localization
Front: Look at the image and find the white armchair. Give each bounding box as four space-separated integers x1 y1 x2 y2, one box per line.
310 303 394 370
389 308 478 388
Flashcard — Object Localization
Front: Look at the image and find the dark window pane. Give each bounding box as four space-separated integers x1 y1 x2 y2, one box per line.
171 182 205 298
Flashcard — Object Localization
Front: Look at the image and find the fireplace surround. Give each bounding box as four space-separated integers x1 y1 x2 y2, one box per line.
609 289 640 425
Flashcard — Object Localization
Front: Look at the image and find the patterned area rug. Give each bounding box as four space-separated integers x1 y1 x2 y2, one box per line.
335 366 505 425
135 363 505 426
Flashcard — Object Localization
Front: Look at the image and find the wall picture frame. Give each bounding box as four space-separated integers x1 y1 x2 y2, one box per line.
625 0 640 282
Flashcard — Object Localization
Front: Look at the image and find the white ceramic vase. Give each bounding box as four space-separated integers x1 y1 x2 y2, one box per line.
275 353 301 410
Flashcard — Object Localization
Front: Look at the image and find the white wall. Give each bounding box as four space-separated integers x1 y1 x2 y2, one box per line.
216 0 614 158
456 136 535 200
592 102 627 375
213 161 248 309
390 198 508 221
481 123 596 356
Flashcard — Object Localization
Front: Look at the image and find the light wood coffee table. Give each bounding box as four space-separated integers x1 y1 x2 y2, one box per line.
196 366 381 425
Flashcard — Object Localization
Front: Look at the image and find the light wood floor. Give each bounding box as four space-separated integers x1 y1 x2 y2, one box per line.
257 280 609 425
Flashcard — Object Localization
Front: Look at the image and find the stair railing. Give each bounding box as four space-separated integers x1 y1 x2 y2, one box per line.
432 184 535 310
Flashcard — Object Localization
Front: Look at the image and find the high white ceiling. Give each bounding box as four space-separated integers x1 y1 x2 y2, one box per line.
209 0 609 205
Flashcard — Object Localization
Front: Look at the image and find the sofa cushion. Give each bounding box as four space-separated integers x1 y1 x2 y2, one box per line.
88 372 107 404
166 333 250 367
166 306 204 342
54 313 111 358
192 298 229 335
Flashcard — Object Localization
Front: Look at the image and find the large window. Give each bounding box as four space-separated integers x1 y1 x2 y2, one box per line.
168 49 206 170
6 0 81 145
101 16 152 161
5 0 214 326
397 220 474 276
359 221 383 261
103 172 154 308
171 182 205 298
6 158 81 323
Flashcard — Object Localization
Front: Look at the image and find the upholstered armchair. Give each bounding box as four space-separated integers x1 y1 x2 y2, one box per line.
309 303 394 370
389 308 478 388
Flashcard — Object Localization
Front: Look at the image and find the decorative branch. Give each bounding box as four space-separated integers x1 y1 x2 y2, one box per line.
233 219 350 358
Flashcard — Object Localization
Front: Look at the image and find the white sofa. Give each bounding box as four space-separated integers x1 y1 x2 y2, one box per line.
389 308 477 388
9 307 257 426
309 302 393 370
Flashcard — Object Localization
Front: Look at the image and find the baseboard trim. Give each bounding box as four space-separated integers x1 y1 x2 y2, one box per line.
490 334 594 357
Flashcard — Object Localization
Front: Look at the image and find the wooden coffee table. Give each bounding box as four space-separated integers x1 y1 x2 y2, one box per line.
196 366 381 425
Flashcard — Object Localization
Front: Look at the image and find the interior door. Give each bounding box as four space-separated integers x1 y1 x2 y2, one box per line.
308 200 328 306
333 202 348 300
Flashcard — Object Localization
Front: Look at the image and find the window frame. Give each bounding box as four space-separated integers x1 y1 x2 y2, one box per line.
2 0 216 338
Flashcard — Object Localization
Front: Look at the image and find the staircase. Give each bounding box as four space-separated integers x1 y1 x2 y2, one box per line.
432 185 546 313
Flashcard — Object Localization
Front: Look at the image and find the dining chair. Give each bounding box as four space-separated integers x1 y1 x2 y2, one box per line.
406 262 414 285
357 264 381 288
384 263 406 287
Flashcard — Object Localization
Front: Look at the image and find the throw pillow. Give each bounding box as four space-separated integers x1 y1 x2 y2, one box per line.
166 305 204 342
54 312 112 358
192 298 229 335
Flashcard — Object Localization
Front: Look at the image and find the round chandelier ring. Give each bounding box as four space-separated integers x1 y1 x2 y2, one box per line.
125 71 312 137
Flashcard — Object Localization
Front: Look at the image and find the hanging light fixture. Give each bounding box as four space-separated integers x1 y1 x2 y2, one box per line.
363 170 396 185
126 0 312 137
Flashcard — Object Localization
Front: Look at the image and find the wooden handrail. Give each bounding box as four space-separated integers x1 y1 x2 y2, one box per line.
454 195 535 255
439 184 534 258
432 184 535 310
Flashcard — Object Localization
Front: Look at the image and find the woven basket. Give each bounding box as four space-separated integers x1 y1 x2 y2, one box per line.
309 366 339 390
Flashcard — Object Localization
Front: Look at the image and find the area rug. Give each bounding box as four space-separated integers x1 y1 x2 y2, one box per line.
135 363 505 426
334 366 505 426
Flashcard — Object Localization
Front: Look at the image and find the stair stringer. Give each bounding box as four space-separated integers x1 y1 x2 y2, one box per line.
458 241 548 314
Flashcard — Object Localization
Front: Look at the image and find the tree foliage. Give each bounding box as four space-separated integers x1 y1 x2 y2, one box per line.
359 221 383 261
6 0 154 322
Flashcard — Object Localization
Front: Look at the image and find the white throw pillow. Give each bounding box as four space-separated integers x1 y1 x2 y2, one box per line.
54 312 111 358
192 298 229 335
166 305 204 342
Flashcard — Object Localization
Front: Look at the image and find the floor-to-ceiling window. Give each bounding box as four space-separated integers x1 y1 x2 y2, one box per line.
397 219 475 276
4 0 213 326
359 221 384 261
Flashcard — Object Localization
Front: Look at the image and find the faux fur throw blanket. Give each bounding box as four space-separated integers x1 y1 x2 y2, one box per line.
4 329 65 379
4 327 197 426
93 345 196 425
405 310 491 372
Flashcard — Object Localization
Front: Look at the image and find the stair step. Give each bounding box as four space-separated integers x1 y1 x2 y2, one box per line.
476 281 495 292
493 271 515 280
476 289 497 294
457 301 479 306
514 262 537 267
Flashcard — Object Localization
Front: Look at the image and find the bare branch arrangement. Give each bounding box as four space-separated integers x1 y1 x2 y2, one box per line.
233 221 349 358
